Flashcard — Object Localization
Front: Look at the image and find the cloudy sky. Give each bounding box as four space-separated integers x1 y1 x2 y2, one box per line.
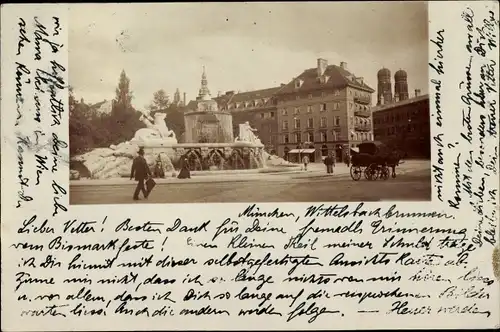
69 2 428 109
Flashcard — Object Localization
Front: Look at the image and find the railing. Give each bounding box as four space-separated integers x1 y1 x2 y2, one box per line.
354 110 371 118
355 124 371 132
354 95 371 105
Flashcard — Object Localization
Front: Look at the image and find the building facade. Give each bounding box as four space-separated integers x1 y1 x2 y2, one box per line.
372 92 430 158
215 87 282 153
275 59 375 162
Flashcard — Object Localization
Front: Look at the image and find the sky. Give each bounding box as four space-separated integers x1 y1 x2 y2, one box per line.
69 2 429 109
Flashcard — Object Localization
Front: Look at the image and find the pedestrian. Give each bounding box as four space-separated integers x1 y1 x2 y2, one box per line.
345 152 350 167
177 156 191 179
154 157 165 178
302 155 310 171
324 153 334 174
130 147 152 201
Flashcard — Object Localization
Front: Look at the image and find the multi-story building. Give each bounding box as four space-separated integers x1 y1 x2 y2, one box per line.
275 58 375 162
215 87 283 153
372 90 430 158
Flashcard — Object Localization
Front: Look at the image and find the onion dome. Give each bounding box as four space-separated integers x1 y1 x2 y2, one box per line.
377 67 391 78
395 69 407 81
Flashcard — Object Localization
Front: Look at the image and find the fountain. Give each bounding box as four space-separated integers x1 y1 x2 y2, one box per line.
71 68 295 179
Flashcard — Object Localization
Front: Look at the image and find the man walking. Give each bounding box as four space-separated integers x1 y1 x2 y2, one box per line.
130 147 151 201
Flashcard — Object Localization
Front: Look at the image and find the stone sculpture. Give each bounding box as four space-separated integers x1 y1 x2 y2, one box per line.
238 121 258 143
132 111 177 143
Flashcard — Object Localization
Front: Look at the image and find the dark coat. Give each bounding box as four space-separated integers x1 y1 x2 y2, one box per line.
177 157 191 179
131 155 151 181
323 156 334 166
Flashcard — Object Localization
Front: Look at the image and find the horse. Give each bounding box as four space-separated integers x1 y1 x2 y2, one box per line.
385 150 402 178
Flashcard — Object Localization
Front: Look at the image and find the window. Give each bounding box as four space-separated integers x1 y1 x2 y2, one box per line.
320 117 327 127
308 118 314 128
294 118 301 129
281 109 288 116
308 132 314 142
261 113 265 119
294 107 300 115
321 92 326 97
282 120 288 130
295 132 301 143
334 89 340 96
270 112 275 118
308 94 313 99
295 80 301 88
321 103 327 112
335 116 341 126
333 102 339 110
321 131 327 142
283 134 289 143
296 95 300 100
307 105 312 113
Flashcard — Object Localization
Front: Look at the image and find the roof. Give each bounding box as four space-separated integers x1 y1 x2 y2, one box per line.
372 94 429 113
395 69 407 79
358 141 387 154
277 64 375 95
377 68 391 77
214 86 284 109
90 100 108 109
185 100 199 110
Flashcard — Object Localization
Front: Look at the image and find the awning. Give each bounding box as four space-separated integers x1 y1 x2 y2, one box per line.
351 147 359 153
302 149 316 153
287 149 316 154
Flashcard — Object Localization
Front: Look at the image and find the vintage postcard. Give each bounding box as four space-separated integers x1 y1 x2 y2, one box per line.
1 1 499 331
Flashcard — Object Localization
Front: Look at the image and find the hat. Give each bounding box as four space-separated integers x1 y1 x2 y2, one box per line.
138 147 145 155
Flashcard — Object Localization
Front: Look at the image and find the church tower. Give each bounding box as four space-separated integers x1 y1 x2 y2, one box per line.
173 88 181 105
394 69 409 101
197 66 211 101
377 67 392 105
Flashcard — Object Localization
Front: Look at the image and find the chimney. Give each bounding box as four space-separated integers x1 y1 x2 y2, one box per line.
357 77 364 84
183 92 186 106
217 91 222 97
280 83 285 87
317 58 328 77
415 89 421 97
340 61 347 70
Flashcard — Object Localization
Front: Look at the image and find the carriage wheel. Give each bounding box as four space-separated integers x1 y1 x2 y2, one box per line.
365 163 379 181
350 166 362 181
364 166 371 180
380 166 390 180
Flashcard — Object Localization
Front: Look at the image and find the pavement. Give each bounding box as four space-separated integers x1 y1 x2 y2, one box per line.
70 159 430 186
70 160 431 204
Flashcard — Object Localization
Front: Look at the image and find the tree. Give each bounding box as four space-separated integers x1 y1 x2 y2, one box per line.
106 70 143 144
114 69 133 109
147 89 185 140
165 103 185 139
147 89 170 112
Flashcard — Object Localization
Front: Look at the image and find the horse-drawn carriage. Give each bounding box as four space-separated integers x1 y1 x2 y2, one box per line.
349 141 400 181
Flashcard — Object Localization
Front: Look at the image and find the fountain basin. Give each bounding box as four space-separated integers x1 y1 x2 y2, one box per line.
139 141 266 171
